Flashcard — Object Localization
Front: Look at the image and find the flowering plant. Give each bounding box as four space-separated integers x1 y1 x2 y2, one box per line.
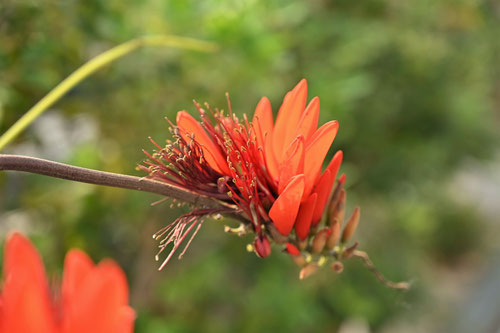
0 79 407 287
141 80 406 286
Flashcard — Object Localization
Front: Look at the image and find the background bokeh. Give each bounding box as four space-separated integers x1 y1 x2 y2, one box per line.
1 0 500 332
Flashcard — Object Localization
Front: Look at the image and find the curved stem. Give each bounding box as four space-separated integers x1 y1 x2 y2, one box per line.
352 250 411 291
0 154 234 211
0 35 218 151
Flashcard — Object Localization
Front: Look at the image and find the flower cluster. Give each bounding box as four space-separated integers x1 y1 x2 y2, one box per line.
143 80 361 276
0 233 134 333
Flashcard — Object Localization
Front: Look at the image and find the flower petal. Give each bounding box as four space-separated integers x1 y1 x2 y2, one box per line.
62 257 134 333
303 120 339 198
251 97 273 150
264 131 280 184
269 174 305 236
324 150 343 179
310 169 333 226
295 96 320 142
62 249 94 303
311 150 343 224
285 243 301 256
272 79 308 163
176 111 230 175
294 193 318 240
278 136 305 194
2 233 57 333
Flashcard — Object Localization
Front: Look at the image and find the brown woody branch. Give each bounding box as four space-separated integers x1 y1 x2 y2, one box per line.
0 154 236 212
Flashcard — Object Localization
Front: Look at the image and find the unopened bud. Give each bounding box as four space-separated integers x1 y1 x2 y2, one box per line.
341 206 360 244
339 173 346 184
330 178 345 208
297 237 308 251
285 242 301 256
329 189 346 226
326 218 341 250
299 263 319 280
292 255 307 267
326 177 346 223
331 261 344 274
341 241 359 259
254 235 271 258
285 243 306 266
312 228 330 254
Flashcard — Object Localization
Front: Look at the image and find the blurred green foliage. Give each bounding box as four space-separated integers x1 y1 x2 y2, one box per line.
1 0 499 332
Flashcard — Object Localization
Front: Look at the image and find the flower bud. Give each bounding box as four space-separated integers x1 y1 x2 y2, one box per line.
325 218 341 250
299 263 319 280
326 177 345 222
254 234 271 258
312 228 330 254
330 178 345 208
341 206 360 244
329 189 346 227
341 241 359 259
331 261 344 274
285 243 306 266
285 242 301 256
297 237 308 251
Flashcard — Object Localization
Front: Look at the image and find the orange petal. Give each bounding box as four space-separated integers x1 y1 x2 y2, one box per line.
272 80 308 163
251 97 273 150
294 193 318 240
303 120 339 198
285 242 301 256
311 150 343 224
278 136 305 194
269 174 305 236
62 258 133 333
324 150 343 180
310 170 333 225
271 91 291 161
264 131 279 184
62 249 95 309
2 233 57 332
339 173 346 184
295 96 320 142
176 111 230 175
116 307 136 333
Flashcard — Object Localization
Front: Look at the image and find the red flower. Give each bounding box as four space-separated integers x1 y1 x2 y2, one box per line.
143 79 343 264
0 233 135 333
252 80 343 238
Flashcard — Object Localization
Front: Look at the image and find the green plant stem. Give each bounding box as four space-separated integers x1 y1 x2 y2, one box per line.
0 35 217 151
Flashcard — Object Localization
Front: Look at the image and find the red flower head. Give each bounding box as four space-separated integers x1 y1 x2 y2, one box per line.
0 233 135 333
143 79 358 272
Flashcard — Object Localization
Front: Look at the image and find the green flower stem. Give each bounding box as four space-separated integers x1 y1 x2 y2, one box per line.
0 35 218 151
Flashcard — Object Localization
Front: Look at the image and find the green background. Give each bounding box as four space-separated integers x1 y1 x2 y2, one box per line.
1 0 499 332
